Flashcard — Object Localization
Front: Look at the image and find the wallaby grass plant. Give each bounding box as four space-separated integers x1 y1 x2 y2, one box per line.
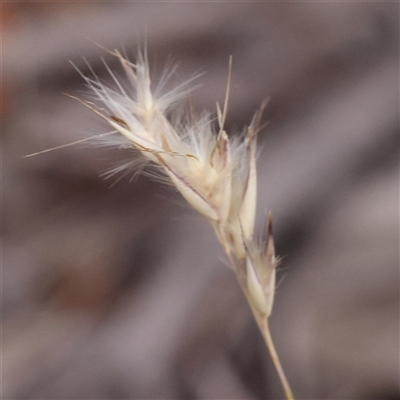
30 46 294 399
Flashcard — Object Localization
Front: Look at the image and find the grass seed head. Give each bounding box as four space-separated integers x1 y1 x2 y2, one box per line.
75 49 277 316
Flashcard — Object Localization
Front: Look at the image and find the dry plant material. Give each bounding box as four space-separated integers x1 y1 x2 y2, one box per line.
70 48 294 400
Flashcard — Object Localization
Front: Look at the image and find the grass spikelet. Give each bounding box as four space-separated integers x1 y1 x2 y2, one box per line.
72 48 294 400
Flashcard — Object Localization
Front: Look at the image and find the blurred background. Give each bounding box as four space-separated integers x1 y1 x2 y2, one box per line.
2 2 399 399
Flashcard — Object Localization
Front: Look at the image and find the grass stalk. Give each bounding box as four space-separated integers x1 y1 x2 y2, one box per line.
261 319 294 400
71 47 295 400
231 260 294 400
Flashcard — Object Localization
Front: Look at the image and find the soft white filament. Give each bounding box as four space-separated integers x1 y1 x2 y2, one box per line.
75 49 277 318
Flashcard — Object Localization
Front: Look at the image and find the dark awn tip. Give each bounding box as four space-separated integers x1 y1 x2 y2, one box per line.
268 212 273 237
